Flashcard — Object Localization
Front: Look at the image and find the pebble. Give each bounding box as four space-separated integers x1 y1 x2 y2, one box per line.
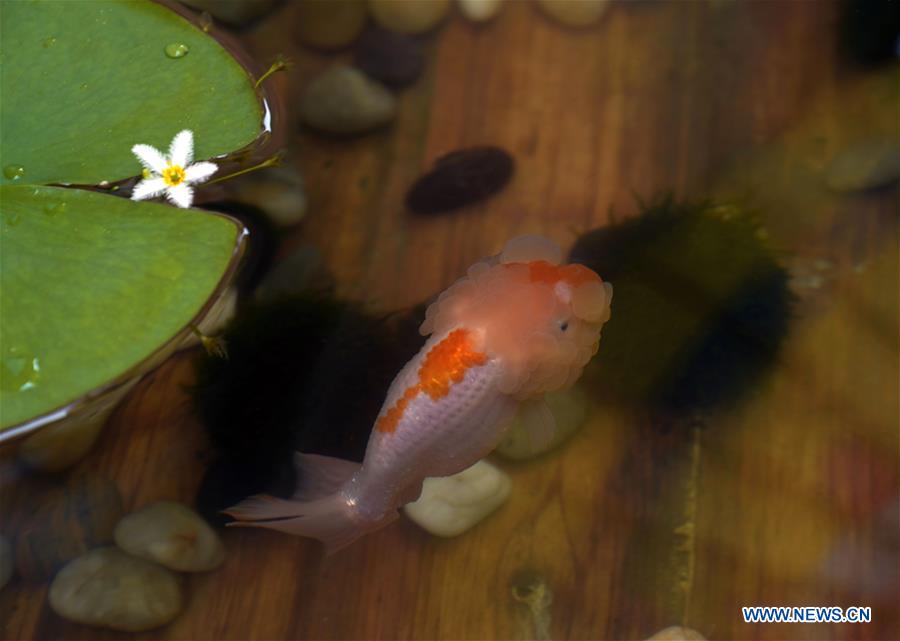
458 0 504 22
295 0 368 50
536 0 611 28
114 501 225 573
354 26 426 89
254 245 335 302
368 0 451 34
18 408 110 472
404 460 511 537
0 535 12 590
406 146 514 214
299 66 397 136
15 476 124 583
644 626 707 641
230 165 307 228
825 140 900 192
49 547 183 632
495 387 589 460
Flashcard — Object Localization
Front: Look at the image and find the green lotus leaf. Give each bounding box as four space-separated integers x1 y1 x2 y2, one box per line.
0 186 243 430
0 0 262 186
0 0 264 433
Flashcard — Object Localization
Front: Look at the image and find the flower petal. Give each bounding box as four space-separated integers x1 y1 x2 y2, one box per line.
169 130 194 168
184 161 217 185
131 144 167 174
166 183 194 208
131 177 167 201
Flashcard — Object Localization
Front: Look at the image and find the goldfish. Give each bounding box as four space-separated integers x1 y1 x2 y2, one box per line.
225 236 612 552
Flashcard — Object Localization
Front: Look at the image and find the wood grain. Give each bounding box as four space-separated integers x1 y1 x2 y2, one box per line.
2 1 898 640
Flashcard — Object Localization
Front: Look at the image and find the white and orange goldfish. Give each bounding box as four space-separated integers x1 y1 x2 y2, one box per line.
225 236 612 552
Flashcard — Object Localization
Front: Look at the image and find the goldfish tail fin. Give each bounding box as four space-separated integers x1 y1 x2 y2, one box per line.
224 454 395 554
225 492 396 554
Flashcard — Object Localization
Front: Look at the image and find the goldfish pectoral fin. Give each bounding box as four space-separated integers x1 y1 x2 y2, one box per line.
293 452 361 501
517 396 557 451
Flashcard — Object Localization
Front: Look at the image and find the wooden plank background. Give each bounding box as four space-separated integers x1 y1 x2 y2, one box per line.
2 1 898 640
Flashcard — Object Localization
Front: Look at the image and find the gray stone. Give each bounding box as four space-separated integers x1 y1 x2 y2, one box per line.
495 387 589 460
230 165 307 228
114 501 224 573
299 66 396 136
825 140 900 192
49 547 182 632
255 245 334 302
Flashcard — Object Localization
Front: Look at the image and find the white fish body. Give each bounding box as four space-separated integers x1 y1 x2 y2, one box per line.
225 236 612 552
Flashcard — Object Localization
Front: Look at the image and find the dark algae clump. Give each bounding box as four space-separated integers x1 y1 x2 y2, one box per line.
192 294 424 524
406 146 514 214
838 0 900 68
569 197 793 416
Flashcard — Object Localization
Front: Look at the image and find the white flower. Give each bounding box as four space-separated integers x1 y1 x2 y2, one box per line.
130 130 217 208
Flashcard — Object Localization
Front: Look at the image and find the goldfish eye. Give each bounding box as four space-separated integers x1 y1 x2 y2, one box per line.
557 319 569 332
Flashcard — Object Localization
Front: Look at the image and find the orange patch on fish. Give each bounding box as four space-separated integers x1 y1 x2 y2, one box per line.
376 329 487 434
527 260 601 288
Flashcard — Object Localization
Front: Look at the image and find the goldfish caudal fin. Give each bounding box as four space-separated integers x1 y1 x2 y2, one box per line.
224 453 396 553
225 493 395 554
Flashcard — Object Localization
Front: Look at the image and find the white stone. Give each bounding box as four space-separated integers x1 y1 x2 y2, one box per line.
645 626 707 641
404 460 511 537
49 547 182 632
114 502 225 572
458 0 503 22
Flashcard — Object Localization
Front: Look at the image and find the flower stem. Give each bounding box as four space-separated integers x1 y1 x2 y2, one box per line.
205 153 283 186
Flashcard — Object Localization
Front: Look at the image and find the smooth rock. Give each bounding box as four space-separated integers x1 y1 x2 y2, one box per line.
295 0 368 50
458 0 503 22
181 0 281 26
299 66 396 136
369 0 450 34
645 626 707 641
406 146 514 214
255 245 335 302
495 387 589 460
404 460 511 537
230 165 307 228
114 501 225 572
825 140 900 192
0 535 12 590
536 0 611 28
16 476 124 583
49 547 182 632
18 397 115 472
354 26 426 89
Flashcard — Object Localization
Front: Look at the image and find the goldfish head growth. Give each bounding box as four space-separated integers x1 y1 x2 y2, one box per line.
420 236 612 399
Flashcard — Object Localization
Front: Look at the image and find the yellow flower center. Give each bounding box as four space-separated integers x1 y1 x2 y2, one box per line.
162 164 185 187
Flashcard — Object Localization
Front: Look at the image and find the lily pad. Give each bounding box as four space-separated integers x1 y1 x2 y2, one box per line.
0 186 242 430
0 0 264 434
0 0 262 186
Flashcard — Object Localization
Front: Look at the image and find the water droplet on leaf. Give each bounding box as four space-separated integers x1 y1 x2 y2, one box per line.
3 164 25 180
44 201 67 216
4 212 22 227
1 346 41 393
42 36 57 48
164 43 189 59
